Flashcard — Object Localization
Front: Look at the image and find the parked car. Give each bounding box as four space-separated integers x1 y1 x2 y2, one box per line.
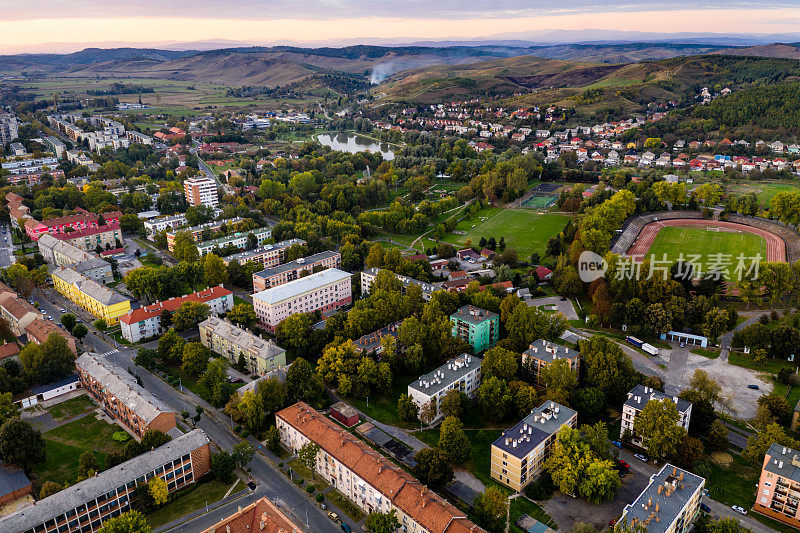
611 441 623 448
731 505 747 515
747 384 760 390
700 503 711 513
327 512 339 522
560 297 567 301
617 460 630 469
320 503 327 511
341 524 352 533
633 454 648 462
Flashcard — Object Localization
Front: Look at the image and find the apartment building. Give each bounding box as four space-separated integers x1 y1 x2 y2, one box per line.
144 213 187 240
407 353 482 424
0 113 18 144
195 227 273 257
119 285 233 342
184 176 218 207
621 464 705 533
37 234 113 282
24 208 121 241
276 402 485 533
202 496 302 533
199 316 287 376
360 267 442 301
165 217 243 250
0 292 42 336
449 305 499 352
621 385 692 448
223 238 306 268
754 443 800 528
252 268 352 333
353 321 402 355
0 430 211 533
490 401 578 491
55 222 123 252
522 339 580 386
253 250 341 290
76 352 177 438
52 267 131 325
24 318 77 354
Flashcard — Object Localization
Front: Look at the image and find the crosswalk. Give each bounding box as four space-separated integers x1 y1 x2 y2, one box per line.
97 349 118 358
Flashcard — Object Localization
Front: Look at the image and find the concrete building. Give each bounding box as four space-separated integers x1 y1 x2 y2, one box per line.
184 176 218 207
276 402 485 533
24 208 121 241
353 321 402 355
522 339 580 386
253 250 341 290
360 267 442 301
202 496 303 533
490 401 578 491
621 385 692 448
199 316 287 376
144 213 187 240
119 286 233 343
0 113 18 144
54 222 123 252
223 238 306 269
51 267 131 325
0 294 42 337
450 305 499 353
407 353 482 424
0 430 211 533
753 443 800 528
76 353 177 439
252 268 352 333
621 464 705 533
0 463 32 508
195 227 273 257
13 374 80 409
37 234 113 283
165 217 243 251
25 318 77 355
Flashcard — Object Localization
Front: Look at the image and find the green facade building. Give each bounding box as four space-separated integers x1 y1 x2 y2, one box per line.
450 305 499 352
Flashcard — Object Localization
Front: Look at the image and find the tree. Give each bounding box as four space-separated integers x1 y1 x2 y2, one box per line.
285 357 323 404
257 376 286 413
0 417 46 470
0 392 18 426
39 480 61 499
674 436 704 469
413 447 453 488
141 429 171 450
398 394 419 422
232 441 255 468
482 346 518 381
203 253 228 287
158 329 186 365
579 336 637 404
148 476 168 506
276 314 313 354
298 442 319 472
539 358 578 393
60 313 76 332
636 399 686 460
228 303 257 329
702 308 729 345
472 486 506 531
582 421 611 460
181 342 210 376
173 301 210 331
419 399 436 426
200 358 233 407
439 389 466 419
545 427 593 496
365 510 401 533
98 510 152 533
743 422 800 465
211 451 236 481
238 390 266 432
79 450 99 477
19 333 75 385
94 318 108 332
707 420 729 451
172 231 199 262
265 426 281 453
757 394 792 427
72 323 88 341
439 416 471 465
578 460 621 504
477 376 512 421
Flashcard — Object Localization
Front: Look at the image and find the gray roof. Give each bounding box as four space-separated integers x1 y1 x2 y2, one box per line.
353 321 402 352
623 464 705 533
492 401 577 459
524 339 578 363
38 233 95 264
74 257 111 274
0 462 31 498
76 353 173 423
764 443 800 482
253 268 351 305
0 430 209 532
408 353 481 397
450 305 498 326
53 267 127 306
199 316 286 361
624 384 692 414
196 227 272 251
254 250 340 279
361 267 443 297
226 238 306 263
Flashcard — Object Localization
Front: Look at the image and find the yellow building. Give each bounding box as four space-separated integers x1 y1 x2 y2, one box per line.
490 401 577 492
52 266 131 325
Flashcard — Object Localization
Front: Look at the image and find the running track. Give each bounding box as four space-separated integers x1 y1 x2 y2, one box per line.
626 219 786 262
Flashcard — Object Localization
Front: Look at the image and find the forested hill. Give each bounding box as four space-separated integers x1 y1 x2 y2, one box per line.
691 82 800 130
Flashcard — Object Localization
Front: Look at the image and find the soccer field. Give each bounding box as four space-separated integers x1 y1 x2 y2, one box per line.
646 226 766 276
443 208 571 258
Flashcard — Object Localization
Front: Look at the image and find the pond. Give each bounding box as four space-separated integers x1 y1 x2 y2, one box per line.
316 132 396 160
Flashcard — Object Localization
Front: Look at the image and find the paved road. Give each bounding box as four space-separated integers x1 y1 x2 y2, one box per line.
0 226 16 267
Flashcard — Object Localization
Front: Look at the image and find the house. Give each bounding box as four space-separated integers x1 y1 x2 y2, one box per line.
202 496 302 533
480 248 496 260
450 305 500 352
330 401 360 428
408 354 482 424
0 295 42 337
24 318 77 354
0 462 32 508
621 385 692 448
456 248 481 263
353 321 402 355
534 265 553 281
621 464 705 533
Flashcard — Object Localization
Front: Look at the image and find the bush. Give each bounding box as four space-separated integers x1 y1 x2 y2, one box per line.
316 493 324 503
295 478 304 486
278 462 284 468
112 431 131 443
306 484 316 494
241 429 249 438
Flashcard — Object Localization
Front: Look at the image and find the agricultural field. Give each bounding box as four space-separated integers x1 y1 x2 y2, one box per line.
646 226 766 276
726 180 800 209
442 208 571 258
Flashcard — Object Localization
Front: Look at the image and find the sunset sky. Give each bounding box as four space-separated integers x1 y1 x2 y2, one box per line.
2 1 800 52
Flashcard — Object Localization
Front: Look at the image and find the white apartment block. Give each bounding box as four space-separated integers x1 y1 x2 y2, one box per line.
252 268 352 333
0 113 19 144
621 385 692 448
407 353 482 424
184 176 218 207
144 214 188 239
195 227 273 257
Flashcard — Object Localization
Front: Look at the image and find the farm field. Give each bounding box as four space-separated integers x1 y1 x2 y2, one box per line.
442 208 571 258
646 226 767 276
728 181 800 209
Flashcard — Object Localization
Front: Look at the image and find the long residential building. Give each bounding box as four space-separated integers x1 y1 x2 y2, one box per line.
490 401 577 491
119 285 234 342
37 234 113 283
621 385 692 448
165 217 243 250
196 227 273 257
252 268 352 333
754 443 800 528
54 222 123 252
222 238 306 268
277 402 485 533
0 112 18 144
144 214 187 240
253 250 341 290
0 286 43 336
52 267 131 324
76 352 177 438
24 318 77 354
24 207 121 241
621 464 705 533
361 267 443 301
0 429 211 533
407 353 481 424
199 316 287 376
522 340 580 386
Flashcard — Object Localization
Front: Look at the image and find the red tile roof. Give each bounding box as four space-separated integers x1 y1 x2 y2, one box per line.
277 402 484 533
119 285 232 325
0 342 19 361
202 497 301 533
55 222 121 241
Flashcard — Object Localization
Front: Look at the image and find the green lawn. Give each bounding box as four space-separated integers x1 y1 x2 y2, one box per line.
46 395 96 421
442 209 571 259
288 458 329 489
646 226 766 279
510 496 558 532
325 488 367 522
728 352 797 374
147 478 240 528
691 347 721 359
347 378 417 430
416 426 504 488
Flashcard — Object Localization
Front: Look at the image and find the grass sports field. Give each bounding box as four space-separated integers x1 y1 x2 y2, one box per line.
646 226 766 276
443 208 570 258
